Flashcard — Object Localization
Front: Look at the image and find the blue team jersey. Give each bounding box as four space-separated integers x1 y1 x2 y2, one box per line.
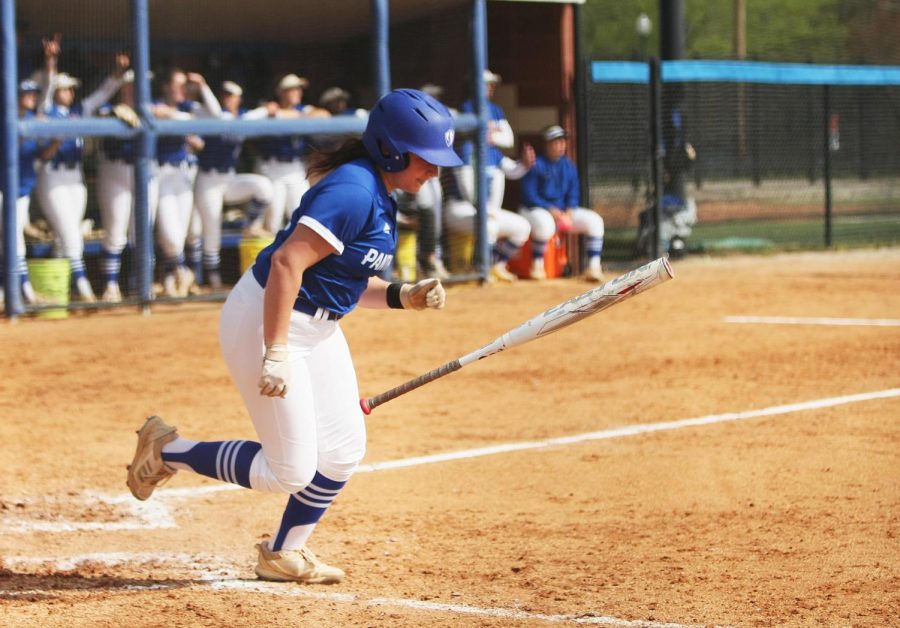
155 100 194 165
42 104 85 166
459 100 506 168
1 110 40 198
252 157 397 316
256 105 310 161
521 154 581 209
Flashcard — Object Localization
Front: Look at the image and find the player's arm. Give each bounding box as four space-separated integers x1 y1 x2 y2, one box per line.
490 118 514 149
263 224 335 348
359 276 445 311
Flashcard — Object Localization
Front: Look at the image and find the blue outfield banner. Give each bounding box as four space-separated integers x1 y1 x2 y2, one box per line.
592 60 900 86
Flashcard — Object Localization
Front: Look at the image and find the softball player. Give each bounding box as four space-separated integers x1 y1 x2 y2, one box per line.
37 61 129 303
442 146 535 282
127 89 461 583
187 81 273 289
0 80 44 308
151 69 222 297
521 125 605 282
255 74 329 235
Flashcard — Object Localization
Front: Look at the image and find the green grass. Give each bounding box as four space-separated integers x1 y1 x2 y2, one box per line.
603 214 900 260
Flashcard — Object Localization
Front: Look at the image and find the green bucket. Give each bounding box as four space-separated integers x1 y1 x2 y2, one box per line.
239 237 274 274
27 258 71 319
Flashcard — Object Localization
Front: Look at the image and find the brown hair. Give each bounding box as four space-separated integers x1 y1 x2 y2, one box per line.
306 138 370 184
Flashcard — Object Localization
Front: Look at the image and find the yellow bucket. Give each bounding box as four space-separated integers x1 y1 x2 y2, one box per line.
447 232 474 273
27 258 71 319
239 237 274 274
395 231 417 281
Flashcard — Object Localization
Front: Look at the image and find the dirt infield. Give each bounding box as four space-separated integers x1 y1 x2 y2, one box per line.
1 249 898 627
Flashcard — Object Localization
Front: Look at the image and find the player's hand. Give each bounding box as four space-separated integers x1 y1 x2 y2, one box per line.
43 33 62 59
113 103 140 128
114 53 131 76
258 345 290 398
400 278 446 310
186 72 206 87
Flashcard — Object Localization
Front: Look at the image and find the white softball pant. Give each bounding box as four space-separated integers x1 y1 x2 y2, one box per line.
258 159 308 233
155 162 194 261
218 271 366 493
97 158 159 254
456 164 506 211
522 206 605 243
192 170 274 259
0 193 30 260
35 164 87 262
444 199 531 247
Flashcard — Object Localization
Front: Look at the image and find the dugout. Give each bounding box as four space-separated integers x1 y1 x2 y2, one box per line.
5 0 588 317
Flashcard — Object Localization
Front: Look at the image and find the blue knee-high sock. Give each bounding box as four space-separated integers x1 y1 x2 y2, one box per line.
70 258 87 283
272 471 346 551
493 239 519 263
585 236 604 262
162 440 261 488
531 239 548 260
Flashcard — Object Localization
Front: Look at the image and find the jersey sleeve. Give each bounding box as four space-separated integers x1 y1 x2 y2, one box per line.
298 183 374 255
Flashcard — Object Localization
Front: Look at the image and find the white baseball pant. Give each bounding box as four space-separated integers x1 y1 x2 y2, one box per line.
35 163 88 267
258 159 308 233
97 158 159 255
522 206 605 242
155 162 194 262
444 199 531 248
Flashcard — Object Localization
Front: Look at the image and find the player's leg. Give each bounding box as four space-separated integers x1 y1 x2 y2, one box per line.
521 206 556 279
175 170 197 296
491 208 531 282
98 161 132 301
282 164 309 223
155 165 192 297
40 169 94 300
194 172 226 289
570 207 605 281
259 161 286 234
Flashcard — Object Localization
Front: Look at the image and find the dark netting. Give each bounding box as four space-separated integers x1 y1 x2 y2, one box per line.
588 76 900 258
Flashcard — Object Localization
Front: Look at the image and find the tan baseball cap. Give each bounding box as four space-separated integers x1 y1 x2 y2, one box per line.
54 73 81 89
483 69 501 84
221 80 243 96
277 73 309 91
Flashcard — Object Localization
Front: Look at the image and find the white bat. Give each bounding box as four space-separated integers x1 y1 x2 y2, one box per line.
360 257 674 415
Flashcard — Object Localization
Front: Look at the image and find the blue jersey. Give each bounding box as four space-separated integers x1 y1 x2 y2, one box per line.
256 105 311 161
521 154 580 209
42 104 85 166
155 100 194 165
252 157 397 316
97 104 137 163
459 100 506 168
1 110 40 198
197 109 248 172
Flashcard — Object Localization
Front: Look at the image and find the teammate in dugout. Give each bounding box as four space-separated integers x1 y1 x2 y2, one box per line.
126 88 462 584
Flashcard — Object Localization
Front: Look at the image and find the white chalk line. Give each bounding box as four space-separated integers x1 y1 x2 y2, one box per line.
2 552 716 627
725 315 900 327
3 387 899 534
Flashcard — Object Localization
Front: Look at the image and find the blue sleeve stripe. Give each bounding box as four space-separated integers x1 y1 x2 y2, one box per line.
591 60 900 86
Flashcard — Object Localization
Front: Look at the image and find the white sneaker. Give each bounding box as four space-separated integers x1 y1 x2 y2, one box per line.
255 542 345 584
75 276 97 303
582 265 605 283
529 259 547 281
175 266 195 297
102 282 123 303
162 273 178 298
126 416 178 501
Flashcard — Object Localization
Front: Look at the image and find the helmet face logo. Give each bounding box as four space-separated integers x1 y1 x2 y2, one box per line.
444 129 455 147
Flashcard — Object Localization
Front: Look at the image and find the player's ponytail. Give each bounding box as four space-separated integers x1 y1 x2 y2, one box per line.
306 138 369 185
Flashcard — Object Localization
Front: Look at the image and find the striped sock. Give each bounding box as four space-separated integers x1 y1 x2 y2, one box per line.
586 235 604 260
102 249 122 284
70 258 87 282
272 471 346 551
161 438 262 489
531 239 548 259
202 250 221 275
493 239 519 263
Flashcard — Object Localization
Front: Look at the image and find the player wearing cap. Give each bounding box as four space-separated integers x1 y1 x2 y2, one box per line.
520 125 605 282
126 89 462 584
150 68 222 297
95 60 161 302
36 37 131 302
254 74 329 235
0 79 46 309
188 81 274 289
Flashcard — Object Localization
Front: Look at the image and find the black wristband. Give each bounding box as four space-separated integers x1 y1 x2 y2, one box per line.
386 282 405 309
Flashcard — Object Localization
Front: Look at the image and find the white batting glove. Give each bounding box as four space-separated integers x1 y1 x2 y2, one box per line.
258 345 290 398
400 278 446 310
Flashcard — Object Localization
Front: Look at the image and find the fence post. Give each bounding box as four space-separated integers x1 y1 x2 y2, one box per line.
131 0 155 311
371 0 391 99
1 0 22 318
472 0 490 281
648 57 664 259
823 84 833 248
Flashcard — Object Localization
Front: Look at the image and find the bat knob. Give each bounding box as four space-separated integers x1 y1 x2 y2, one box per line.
359 398 372 415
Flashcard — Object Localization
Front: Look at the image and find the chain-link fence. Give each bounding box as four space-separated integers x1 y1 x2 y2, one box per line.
587 60 900 259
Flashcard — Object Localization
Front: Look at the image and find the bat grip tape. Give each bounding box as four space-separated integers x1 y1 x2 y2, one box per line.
361 359 462 414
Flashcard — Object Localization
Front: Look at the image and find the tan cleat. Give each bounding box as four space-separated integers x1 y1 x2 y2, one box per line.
490 262 518 283
126 416 178 501
102 282 123 303
255 542 345 584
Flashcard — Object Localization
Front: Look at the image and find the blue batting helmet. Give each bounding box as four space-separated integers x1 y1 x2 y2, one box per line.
363 88 463 172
